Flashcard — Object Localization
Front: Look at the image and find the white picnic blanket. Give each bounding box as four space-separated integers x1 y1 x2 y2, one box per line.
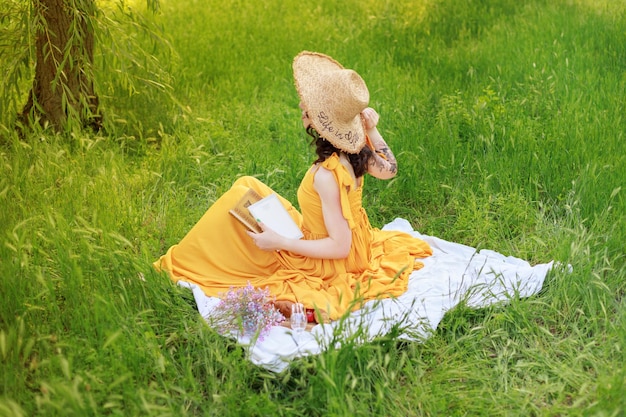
178 218 557 373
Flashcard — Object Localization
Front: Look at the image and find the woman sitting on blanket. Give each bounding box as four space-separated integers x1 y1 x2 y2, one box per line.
154 51 433 322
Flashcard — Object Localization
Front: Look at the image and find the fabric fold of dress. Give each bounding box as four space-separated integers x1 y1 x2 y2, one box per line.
154 153 432 320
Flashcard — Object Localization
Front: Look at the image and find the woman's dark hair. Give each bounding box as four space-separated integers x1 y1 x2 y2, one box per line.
307 126 373 177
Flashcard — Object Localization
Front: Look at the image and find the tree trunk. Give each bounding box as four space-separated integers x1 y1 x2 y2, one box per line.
21 0 102 131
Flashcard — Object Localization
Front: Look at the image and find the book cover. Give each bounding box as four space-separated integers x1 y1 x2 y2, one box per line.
247 194 304 240
229 188 263 234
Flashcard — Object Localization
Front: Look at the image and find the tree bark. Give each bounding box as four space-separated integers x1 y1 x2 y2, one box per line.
21 0 102 131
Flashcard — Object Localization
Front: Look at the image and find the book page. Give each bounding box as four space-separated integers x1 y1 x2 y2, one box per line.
247 194 304 239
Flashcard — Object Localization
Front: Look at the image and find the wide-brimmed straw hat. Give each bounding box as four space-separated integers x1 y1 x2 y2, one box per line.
293 51 369 154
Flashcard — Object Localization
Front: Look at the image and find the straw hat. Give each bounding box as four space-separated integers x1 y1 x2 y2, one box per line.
293 51 369 154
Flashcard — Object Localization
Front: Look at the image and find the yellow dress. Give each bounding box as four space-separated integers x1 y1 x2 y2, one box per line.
154 153 432 320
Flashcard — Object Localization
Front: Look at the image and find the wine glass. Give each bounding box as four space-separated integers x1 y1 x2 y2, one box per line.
290 302 307 343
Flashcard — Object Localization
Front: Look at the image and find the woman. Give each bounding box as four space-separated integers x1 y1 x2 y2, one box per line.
154 51 432 321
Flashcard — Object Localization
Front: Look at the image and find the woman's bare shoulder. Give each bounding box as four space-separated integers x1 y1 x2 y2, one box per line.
312 165 336 187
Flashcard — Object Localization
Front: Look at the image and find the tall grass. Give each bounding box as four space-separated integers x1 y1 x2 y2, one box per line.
1 0 625 415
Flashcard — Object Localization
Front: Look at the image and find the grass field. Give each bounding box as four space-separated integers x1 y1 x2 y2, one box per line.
1 0 625 415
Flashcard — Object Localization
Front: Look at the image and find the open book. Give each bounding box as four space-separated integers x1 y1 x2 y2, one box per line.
229 188 264 234
229 189 304 239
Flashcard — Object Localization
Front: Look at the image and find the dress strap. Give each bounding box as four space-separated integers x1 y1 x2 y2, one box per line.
320 153 356 229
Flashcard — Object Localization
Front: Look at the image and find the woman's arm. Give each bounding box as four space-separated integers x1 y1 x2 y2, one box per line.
362 107 397 180
247 167 352 258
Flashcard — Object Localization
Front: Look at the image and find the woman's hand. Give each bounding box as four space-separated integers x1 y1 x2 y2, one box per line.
361 107 380 131
247 222 285 252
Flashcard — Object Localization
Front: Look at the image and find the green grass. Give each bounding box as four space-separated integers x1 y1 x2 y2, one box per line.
1 0 626 415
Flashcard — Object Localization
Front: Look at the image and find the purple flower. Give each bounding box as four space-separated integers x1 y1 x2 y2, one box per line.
209 282 285 341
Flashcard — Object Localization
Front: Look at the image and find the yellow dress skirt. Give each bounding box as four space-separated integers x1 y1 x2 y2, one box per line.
154 153 432 320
